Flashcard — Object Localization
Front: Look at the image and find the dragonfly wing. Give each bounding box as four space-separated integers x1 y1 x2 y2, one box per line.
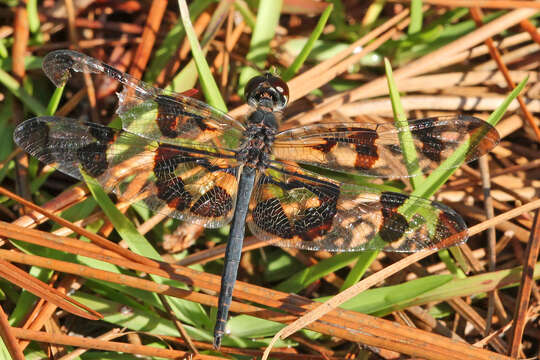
273 115 499 177
42 49 245 151
247 163 467 252
14 117 240 228
117 92 244 151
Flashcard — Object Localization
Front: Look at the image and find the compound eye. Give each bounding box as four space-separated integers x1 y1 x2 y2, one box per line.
245 75 267 99
267 75 289 109
269 76 289 101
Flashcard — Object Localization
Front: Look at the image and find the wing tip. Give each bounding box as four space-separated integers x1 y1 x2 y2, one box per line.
43 50 79 87
431 200 469 249
13 117 51 157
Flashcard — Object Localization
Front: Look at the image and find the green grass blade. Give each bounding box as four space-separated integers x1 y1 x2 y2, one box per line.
168 0 230 93
234 1 256 29
238 0 283 95
0 40 7 58
438 249 465 278
407 262 540 309
72 291 217 343
0 56 42 71
0 67 46 115
340 251 378 291
178 0 227 111
144 0 215 83
362 0 387 26
46 84 64 115
408 0 423 35
275 252 359 293
385 58 424 188
81 172 161 261
27 0 40 33
281 4 333 82
318 275 453 316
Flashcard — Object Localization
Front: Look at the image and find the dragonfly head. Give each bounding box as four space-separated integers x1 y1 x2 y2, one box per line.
245 73 289 111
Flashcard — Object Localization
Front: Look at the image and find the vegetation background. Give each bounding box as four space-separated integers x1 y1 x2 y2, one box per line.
0 0 538 359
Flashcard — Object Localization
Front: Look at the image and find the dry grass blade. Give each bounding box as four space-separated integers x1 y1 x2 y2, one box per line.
470 7 540 140
0 186 152 266
261 249 436 360
0 248 514 360
468 7 521 336
56 328 125 360
157 293 199 355
11 328 219 359
0 258 101 320
519 18 540 44
128 0 168 79
295 7 537 124
0 305 25 360
2 215 531 360
478 156 498 334
12 0 28 82
18 276 83 352
468 199 540 236
508 210 540 357
229 5 412 118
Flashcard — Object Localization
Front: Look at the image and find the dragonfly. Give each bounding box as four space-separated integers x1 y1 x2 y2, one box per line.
14 50 500 349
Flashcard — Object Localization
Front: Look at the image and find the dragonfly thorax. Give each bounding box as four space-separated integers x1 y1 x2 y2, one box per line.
237 110 277 168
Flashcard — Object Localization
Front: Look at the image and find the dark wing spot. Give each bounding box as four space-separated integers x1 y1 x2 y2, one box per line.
153 145 195 211
191 186 233 218
253 175 340 241
76 126 117 178
286 180 339 241
253 198 294 239
155 95 208 138
294 204 337 241
379 192 409 243
379 213 408 243
380 191 408 213
350 130 378 169
103 63 126 82
313 139 337 153
386 144 402 155
153 145 200 176
411 118 444 162
156 177 192 211
89 123 115 142
77 143 109 177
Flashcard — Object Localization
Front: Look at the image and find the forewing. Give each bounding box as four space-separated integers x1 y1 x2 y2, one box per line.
247 163 467 252
117 92 244 151
273 115 499 177
14 117 240 228
41 49 245 151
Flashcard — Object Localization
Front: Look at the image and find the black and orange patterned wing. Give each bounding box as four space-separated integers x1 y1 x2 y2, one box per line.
273 115 499 177
247 163 467 252
42 50 244 151
14 117 240 228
